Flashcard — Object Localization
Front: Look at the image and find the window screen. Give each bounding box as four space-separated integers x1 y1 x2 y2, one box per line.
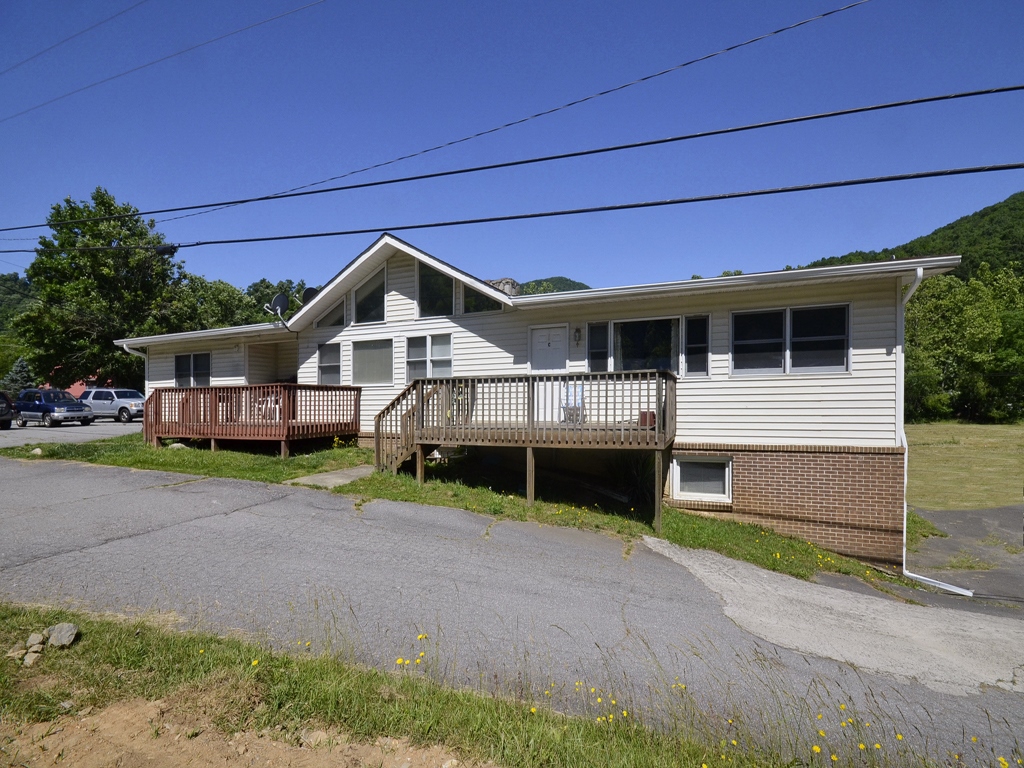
419 263 453 318
684 316 709 376
588 323 608 372
175 353 211 387
406 334 452 382
791 305 848 370
733 311 784 373
318 343 341 385
676 459 730 499
613 319 679 372
352 339 393 385
355 268 386 324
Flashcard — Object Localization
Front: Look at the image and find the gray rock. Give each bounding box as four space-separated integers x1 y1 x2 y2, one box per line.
46 623 79 648
26 633 44 647
29 447 42 455
167 442 188 450
28 644 44 654
7 649 27 661
302 730 328 747
58 700 74 711
5 642 26 658
22 651 41 667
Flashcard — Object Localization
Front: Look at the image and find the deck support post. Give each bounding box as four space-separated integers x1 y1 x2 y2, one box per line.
653 447 672 535
280 440 289 459
653 449 665 535
210 438 219 453
526 445 535 505
416 445 425 484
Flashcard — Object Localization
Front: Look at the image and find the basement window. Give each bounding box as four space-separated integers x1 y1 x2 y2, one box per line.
672 455 731 502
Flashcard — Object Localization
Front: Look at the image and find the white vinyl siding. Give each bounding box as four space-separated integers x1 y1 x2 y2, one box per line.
246 343 277 384
147 341 246 390
289 253 900 446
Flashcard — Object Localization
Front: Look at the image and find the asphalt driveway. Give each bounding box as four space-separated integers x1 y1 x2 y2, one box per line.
0 419 141 448
1 458 1022 763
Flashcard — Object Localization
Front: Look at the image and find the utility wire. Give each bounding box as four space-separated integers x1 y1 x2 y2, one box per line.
0 0 152 77
156 0 874 224
3 162 1022 255
0 0 325 126
5 82 1021 235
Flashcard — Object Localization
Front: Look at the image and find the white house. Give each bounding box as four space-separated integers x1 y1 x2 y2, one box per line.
116 234 959 563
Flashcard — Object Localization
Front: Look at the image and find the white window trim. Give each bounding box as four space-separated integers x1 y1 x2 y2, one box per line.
315 297 346 329
351 265 387 326
671 455 732 503
460 282 503 316
608 315 682 374
317 342 341 386
174 351 212 388
683 314 711 378
729 303 852 377
349 338 395 387
405 333 454 382
416 261 454 320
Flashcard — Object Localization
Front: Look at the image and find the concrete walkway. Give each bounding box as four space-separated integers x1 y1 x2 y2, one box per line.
283 464 374 488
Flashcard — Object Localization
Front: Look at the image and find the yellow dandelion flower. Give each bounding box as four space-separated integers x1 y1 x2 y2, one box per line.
199 649 204 654
972 736 978 743
839 704 846 711
997 758 1008 768
858 743 866 750
731 739 737 746
404 659 410 665
818 730 826 737
865 722 871 727
396 657 404 665
251 659 259 666
817 713 823 720
831 755 838 763
590 687 596 693
611 699 616 705
305 641 311 647
415 659 421 664
874 744 881 750
608 714 614 721
622 710 628 717
597 697 602 703
812 745 821 754
840 722 846 728
896 734 903 741
419 652 425 657
530 707 536 713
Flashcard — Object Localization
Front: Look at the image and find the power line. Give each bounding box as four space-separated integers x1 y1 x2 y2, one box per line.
6 82 1021 235
2 162 1021 255
156 0 874 224
0 0 325 126
0 0 152 78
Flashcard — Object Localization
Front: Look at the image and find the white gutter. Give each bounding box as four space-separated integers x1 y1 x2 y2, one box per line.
897 267 973 597
120 342 150 395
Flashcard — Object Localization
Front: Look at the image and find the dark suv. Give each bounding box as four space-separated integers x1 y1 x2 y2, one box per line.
0 392 14 430
14 389 93 427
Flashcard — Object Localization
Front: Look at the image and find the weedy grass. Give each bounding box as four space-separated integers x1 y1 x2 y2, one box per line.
906 422 1024 510
905 509 948 553
0 432 372 484
0 603 781 768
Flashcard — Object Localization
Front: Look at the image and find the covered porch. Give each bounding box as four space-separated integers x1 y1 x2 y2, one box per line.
143 383 361 457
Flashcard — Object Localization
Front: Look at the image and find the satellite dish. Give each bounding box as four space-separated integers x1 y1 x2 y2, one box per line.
301 287 319 305
264 293 289 320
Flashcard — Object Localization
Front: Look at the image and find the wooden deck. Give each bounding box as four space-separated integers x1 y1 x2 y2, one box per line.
144 383 361 457
374 370 676 529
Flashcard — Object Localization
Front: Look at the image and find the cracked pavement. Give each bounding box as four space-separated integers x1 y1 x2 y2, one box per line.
1 458 1022 761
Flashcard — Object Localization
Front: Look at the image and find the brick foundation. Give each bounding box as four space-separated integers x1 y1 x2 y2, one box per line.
665 444 905 564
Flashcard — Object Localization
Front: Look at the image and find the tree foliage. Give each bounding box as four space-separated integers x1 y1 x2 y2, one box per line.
244 278 308 320
521 276 590 294
0 357 34 398
905 265 1024 422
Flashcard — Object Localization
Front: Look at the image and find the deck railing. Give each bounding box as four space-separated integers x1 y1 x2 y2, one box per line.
375 370 675 471
144 383 360 450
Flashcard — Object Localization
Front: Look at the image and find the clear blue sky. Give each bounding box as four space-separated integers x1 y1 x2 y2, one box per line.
2 0 1022 290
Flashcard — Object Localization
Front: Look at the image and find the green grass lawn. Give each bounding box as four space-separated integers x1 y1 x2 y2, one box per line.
906 422 1024 510
0 603 788 768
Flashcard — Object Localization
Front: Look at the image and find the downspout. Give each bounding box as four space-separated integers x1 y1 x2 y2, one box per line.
897 268 973 596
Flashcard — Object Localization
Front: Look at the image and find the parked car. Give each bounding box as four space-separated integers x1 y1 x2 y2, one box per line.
0 392 15 430
14 389 93 427
78 388 145 422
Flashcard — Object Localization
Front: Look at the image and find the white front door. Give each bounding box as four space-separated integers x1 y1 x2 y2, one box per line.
530 326 567 422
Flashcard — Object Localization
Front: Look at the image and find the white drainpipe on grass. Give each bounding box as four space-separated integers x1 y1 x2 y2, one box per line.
896 267 973 596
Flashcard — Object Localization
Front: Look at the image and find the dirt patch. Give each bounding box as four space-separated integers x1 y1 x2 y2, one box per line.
0 697 487 768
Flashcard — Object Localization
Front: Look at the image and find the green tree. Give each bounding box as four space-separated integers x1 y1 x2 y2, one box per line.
0 357 34 398
14 187 181 389
244 278 308 321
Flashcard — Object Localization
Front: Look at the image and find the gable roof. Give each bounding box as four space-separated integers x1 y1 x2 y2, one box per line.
286 233 513 332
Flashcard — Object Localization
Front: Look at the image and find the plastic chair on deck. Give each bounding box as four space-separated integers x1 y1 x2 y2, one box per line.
561 382 585 424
